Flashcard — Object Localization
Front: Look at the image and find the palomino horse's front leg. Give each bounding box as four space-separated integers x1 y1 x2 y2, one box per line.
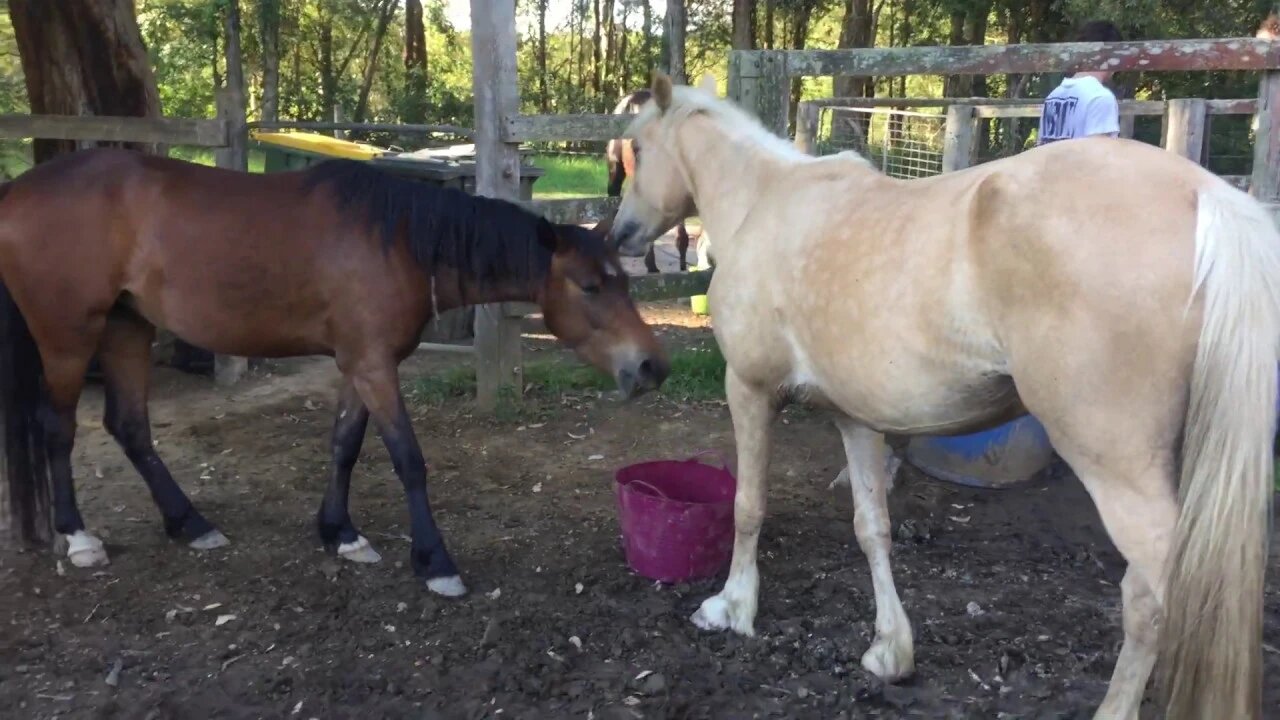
835 420 915 681
349 362 465 597
691 368 776 634
316 379 380 563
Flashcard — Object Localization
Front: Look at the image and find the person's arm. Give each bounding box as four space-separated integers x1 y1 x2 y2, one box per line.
1082 93 1121 138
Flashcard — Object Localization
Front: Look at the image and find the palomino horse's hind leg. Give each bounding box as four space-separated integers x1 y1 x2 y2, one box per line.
1064 456 1177 720
98 312 227 550
835 420 914 681
692 368 777 634
347 362 465 597
317 378 380 563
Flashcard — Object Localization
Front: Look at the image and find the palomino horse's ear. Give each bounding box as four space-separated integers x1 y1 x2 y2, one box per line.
651 70 674 112
697 73 718 95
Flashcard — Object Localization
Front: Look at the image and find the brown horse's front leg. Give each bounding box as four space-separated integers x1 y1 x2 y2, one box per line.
676 224 691 272
349 362 465 596
317 379 379 563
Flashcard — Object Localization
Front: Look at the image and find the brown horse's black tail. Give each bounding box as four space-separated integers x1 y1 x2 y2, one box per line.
0 260 52 544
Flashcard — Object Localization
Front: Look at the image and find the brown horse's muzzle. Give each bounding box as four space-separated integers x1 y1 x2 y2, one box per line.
616 351 670 398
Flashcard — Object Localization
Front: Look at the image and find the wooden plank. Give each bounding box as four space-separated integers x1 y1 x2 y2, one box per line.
250 121 473 137
0 113 227 146
526 196 619 224
1207 98 1258 115
809 96 1256 116
972 100 1167 118
942 104 976 173
629 270 713 301
1164 98 1208 162
1253 71 1280 204
212 87 251 387
417 342 476 355
784 38 1280 78
503 114 631 142
729 50 790 137
794 101 820 154
470 0 525 411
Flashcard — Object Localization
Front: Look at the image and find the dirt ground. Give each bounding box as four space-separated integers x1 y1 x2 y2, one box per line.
1 301 1278 720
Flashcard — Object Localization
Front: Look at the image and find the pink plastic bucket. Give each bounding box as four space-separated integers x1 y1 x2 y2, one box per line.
614 453 737 583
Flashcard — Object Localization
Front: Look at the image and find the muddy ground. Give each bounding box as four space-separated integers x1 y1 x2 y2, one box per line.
1 301 1278 720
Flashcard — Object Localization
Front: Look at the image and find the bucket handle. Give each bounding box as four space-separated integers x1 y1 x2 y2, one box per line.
626 478 671 499
686 449 734 474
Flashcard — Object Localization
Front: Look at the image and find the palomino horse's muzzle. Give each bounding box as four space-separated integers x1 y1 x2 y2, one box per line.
608 219 652 259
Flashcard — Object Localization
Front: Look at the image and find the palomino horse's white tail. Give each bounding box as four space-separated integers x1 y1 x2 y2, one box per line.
1160 182 1280 720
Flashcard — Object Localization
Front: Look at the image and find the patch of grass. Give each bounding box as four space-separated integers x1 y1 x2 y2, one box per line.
407 343 728 414
529 153 608 198
169 146 267 173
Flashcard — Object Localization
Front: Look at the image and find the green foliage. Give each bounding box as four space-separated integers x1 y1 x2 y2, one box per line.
527 153 608 198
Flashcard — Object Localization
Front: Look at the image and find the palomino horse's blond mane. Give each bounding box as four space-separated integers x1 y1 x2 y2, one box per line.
614 72 1280 720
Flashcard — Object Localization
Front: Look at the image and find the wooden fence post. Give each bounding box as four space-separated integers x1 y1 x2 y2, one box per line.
213 88 250 387
470 0 524 412
1252 70 1280 219
794 101 820 154
729 50 789 137
941 104 976 173
1163 98 1208 162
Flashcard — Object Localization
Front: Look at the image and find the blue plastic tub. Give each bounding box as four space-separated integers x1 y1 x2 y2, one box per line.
905 415 1054 489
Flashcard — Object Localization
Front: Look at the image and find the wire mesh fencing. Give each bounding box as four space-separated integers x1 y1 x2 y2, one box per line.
814 105 946 179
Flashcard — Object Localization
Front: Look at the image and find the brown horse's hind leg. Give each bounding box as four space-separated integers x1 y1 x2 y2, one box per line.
346 360 464 597
317 378 380 563
38 329 106 566
676 224 690 272
98 311 227 550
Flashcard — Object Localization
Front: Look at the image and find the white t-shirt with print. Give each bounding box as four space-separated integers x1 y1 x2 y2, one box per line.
1037 76 1120 144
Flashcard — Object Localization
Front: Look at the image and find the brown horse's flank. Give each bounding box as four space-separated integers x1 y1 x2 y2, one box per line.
0 147 667 596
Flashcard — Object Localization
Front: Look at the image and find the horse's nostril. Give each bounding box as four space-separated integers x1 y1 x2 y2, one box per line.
638 358 654 379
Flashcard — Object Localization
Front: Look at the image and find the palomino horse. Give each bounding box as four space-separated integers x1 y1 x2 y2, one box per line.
610 73 1278 720
2 148 668 598
606 89 694 273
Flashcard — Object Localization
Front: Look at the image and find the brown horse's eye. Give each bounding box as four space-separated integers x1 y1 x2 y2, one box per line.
580 282 601 295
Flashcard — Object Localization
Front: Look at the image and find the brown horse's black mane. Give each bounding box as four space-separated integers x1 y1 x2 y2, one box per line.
303 159 600 290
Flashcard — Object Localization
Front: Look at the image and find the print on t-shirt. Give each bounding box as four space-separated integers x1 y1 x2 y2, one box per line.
1040 96 1079 142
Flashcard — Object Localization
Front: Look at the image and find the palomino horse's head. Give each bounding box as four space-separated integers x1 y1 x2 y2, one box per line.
611 72 719 259
536 218 670 398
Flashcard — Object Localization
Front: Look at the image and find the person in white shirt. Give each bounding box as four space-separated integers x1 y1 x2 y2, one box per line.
1037 21 1124 145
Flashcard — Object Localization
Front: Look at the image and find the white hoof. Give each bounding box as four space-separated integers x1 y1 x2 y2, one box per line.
426 575 467 597
189 529 230 551
337 535 381 564
861 634 915 682
66 531 109 568
691 592 756 636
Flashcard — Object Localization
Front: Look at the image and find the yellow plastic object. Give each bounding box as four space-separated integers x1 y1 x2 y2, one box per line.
249 130 385 161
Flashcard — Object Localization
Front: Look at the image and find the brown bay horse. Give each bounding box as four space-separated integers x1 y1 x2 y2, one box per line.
606 89 692 273
1 148 669 597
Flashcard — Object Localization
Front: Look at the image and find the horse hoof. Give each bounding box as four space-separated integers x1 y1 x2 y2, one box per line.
189 529 230 551
337 535 381 564
66 531 109 568
861 634 915 682
691 593 756 636
426 575 467 597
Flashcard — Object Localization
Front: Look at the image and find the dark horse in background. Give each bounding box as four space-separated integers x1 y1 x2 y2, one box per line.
0 148 668 597
607 89 692 273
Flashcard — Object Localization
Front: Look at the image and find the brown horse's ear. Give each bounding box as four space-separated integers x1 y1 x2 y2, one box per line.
593 211 616 242
537 218 566 254
651 70 673 112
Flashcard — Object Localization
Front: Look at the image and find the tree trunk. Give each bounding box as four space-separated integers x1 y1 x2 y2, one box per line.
665 0 686 84
603 0 616 101
219 0 248 171
9 0 163 163
833 0 872 97
354 0 396 123
319 14 337 121
618 2 630 93
592 0 602 98
788 5 811 132
258 0 280 121
404 0 428 122
642 0 653 85
733 0 756 50
537 0 549 110
763 0 775 48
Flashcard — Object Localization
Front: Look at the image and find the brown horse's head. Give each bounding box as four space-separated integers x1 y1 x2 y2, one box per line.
535 218 669 398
